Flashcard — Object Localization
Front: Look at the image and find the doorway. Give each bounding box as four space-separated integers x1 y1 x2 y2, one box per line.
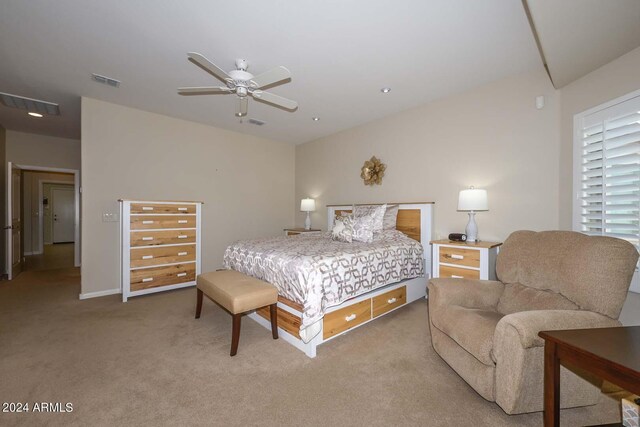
5 163 80 279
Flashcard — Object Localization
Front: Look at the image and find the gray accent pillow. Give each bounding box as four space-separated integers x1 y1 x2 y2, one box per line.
353 204 386 233
331 216 353 243
383 204 399 230
351 214 375 243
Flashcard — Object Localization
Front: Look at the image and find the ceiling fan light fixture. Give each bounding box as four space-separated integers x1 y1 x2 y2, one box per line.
380 87 391 93
28 112 43 118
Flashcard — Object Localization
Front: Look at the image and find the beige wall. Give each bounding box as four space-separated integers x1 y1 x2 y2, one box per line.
22 171 74 254
295 69 560 241
558 46 640 229
6 130 80 170
0 126 5 274
80 98 295 296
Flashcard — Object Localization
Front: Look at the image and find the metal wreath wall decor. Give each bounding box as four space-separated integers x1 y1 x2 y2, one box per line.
360 156 386 186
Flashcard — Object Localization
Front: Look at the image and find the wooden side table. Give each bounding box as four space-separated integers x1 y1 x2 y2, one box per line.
283 228 321 236
539 326 640 427
430 239 502 280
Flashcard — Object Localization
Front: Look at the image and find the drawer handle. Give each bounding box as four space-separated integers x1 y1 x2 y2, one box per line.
387 297 397 304
345 314 357 322
450 254 464 260
176 272 187 277
142 255 153 260
177 252 188 256
451 275 464 279
142 277 153 283
177 235 188 239
142 207 154 211
178 220 188 224
178 207 188 211
142 237 153 241
142 220 154 225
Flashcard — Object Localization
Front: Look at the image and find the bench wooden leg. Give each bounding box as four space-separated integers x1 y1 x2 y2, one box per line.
231 313 242 356
270 303 279 340
195 288 203 319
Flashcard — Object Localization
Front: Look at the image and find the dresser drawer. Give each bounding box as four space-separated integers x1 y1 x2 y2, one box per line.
323 299 371 339
439 246 480 268
372 286 406 318
130 215 196 230
130 263 196 291
130 244 196 268
130 203 196 214
439 264 480 280
130 229 196 247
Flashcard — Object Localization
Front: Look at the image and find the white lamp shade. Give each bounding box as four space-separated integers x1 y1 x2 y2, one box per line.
300 198 316 212
458 188 488 211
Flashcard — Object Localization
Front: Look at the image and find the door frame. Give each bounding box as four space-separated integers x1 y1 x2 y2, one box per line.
8 163 80 269
38 180 75 252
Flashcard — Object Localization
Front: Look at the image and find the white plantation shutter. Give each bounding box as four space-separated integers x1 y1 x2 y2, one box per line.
577 95 640 248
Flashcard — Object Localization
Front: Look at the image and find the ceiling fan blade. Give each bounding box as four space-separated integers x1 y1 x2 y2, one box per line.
187 52 232 83
237 97 248 117
252 91 298 110
177 86 231 95
249 66 291 89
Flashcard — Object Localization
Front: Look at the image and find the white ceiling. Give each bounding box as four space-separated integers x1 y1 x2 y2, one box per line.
0 0 542 144
527 0 640 88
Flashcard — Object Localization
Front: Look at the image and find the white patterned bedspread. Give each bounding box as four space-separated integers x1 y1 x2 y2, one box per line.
223 230 424 342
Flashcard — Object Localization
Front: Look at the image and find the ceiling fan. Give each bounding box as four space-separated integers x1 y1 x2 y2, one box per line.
178 52 298 118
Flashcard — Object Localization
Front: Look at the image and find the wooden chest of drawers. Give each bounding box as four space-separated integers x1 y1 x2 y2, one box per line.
120 200 202 302
430 240 501 281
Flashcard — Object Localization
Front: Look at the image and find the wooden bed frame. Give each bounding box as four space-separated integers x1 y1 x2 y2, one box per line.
247 202 434 358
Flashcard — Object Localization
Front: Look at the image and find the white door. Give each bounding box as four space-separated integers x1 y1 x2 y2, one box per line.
6 162 22 280
52 187 75 243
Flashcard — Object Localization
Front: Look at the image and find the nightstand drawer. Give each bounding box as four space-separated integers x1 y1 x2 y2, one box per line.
439 265 480 280
286 231 301 236
323 300 371 339
439 246 480 268
372 286 406 318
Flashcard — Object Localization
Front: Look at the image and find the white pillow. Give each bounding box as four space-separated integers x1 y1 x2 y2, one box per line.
354 204 386 233
331 216 353 243
351 214 375 243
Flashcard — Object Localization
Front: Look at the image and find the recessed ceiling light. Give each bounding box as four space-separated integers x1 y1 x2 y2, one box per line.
381 87 391 93
28 112 43 118
312 117 320 121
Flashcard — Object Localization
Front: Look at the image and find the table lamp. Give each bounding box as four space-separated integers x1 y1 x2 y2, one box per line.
457 187 488 243
300 198 316 230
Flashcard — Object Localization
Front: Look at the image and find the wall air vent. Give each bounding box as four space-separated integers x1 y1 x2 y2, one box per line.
0 92 60 116
91 73 121 88
248 118 266 126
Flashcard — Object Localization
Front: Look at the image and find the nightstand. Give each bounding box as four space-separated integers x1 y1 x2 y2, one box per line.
284 228 321 236
430 239 502 280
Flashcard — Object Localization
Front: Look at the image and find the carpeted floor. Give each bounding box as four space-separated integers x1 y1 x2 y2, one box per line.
0 268 624 426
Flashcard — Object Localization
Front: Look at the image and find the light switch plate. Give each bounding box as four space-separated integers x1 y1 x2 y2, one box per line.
103 213 119 222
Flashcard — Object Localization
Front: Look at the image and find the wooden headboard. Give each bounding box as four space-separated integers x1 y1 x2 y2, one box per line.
327 202 434 272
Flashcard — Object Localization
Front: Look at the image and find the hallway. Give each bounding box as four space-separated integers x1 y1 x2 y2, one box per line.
24 243 74 272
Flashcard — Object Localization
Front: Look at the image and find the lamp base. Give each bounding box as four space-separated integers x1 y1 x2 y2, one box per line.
305 212 311 230
465 212 478 243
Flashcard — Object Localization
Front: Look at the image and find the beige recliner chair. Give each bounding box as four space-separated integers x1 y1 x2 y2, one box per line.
428 230 638 414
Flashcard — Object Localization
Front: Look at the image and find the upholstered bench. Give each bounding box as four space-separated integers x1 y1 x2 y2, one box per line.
196 270 278 356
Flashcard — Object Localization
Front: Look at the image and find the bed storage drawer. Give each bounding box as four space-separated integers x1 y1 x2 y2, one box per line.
130 244 196 268
323 299 371 339
130 203 196 214
439 246 480 268
130 263 196 291
130 215 196 230
439 264 480 280
130 229 196 247
372 286 406 318
256 306 302 339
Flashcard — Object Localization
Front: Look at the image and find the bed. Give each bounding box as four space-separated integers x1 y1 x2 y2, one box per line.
223 202 434 357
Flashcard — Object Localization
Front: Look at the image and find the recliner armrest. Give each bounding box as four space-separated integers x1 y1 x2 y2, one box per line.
494 310 620 350
428 278 505 310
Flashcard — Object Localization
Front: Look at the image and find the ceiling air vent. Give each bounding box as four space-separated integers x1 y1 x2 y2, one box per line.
0 92 60 115
91 73 121 88
248 118 265 126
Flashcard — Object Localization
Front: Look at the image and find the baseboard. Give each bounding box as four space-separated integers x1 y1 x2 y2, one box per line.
79 288 120 300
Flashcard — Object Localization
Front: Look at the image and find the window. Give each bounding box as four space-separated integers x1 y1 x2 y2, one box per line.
574 91 640 253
